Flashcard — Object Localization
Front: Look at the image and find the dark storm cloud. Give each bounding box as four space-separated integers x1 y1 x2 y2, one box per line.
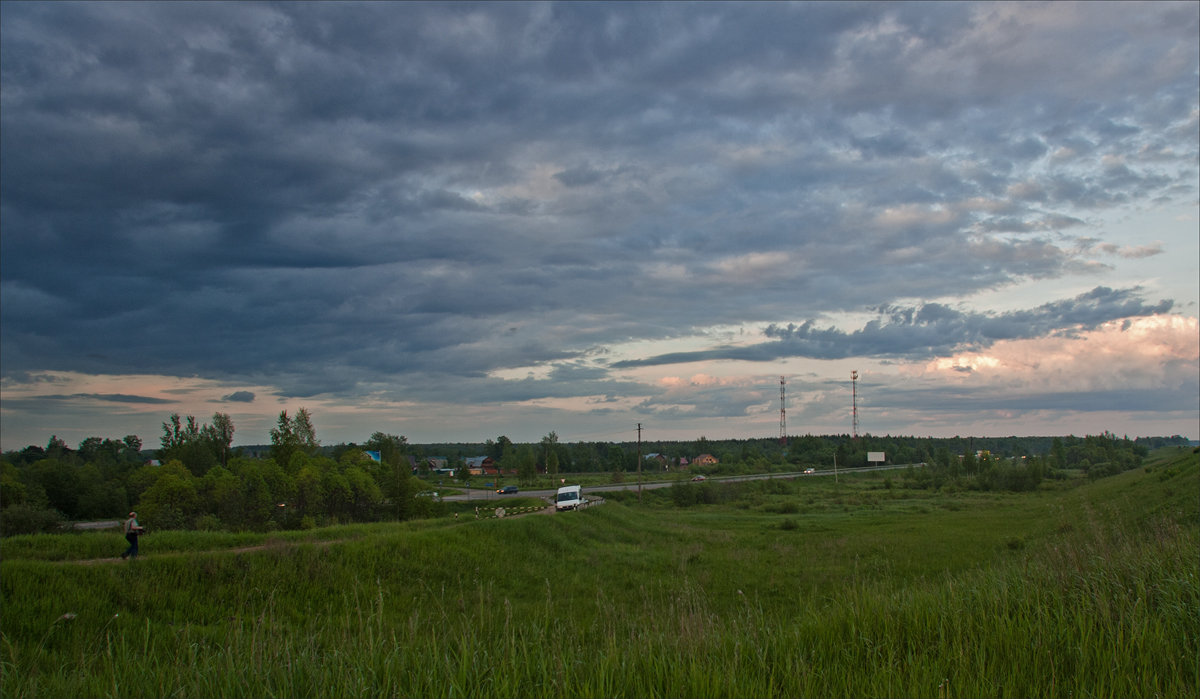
614 287 1174 367
38 393 175 405
1 1 1196 416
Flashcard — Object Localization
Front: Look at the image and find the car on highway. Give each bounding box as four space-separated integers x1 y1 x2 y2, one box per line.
803 468 816 474
691 474 707 481
496 485 518 494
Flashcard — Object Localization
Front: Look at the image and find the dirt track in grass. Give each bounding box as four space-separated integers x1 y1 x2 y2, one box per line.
56 504 560 566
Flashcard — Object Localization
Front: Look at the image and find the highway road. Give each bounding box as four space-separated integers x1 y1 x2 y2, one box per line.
440 462 924 503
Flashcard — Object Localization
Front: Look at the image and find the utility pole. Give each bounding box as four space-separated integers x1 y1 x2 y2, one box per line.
636 423 643 502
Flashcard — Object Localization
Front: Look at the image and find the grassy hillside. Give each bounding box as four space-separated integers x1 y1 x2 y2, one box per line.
2 448 1195 698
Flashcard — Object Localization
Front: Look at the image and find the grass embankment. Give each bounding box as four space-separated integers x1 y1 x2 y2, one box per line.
2 449 1196 698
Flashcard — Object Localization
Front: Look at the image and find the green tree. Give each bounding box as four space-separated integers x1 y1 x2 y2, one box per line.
606 444 627 471
961 450 977 475
364 433 414 521
159 413 222 476
207 413 235 468
75 464 125 519
202 466 242 528
270 411 298 468
321 465 353 521
271 409 320 469
159 413 197 456
138 461 201 529
835 440 854 470
516 445 538 484
0 462 29 508
541 432 560 477
126 463 162 505
31 458 79 518
295 465 326 520
1050 437 1066 470
123 434 143 454
293 408 319 454
240 471 274 531
255 458 296 511
489 436 514 461
77 437 106 464
365 432 408 466
344 466 383 521
45 436 69 460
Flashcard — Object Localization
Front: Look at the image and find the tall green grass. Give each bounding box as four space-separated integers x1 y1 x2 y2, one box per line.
3 450 1195 697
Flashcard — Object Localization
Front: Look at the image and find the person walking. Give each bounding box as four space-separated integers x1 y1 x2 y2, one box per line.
120 511 144 559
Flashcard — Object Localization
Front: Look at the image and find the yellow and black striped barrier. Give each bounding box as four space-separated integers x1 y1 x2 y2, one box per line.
471 497 606 519
473 504 550 519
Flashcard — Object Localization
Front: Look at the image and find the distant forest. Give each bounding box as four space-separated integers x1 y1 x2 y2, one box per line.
1 408 1190 536
385 432 1189 472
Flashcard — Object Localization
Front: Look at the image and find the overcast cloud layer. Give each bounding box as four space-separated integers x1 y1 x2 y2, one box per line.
2 1 1197 449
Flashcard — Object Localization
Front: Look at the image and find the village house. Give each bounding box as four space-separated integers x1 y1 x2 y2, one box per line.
424 456 453 475
464 456 496 476
644 453 669 469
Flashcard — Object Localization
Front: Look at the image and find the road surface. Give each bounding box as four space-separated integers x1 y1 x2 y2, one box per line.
441 462 924 502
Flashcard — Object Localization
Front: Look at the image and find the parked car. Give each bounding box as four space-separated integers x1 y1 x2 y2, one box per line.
496 485 518 494
691 475 707 481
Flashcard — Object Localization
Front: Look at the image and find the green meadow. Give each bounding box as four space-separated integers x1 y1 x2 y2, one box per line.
2 449 1196 698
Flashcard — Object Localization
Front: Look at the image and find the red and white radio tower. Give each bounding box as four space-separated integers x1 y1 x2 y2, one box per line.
779 376 787 445
851 370 859 439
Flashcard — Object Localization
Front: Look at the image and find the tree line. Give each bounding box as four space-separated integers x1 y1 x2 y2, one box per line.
1 408 1186 535
0 410 422 535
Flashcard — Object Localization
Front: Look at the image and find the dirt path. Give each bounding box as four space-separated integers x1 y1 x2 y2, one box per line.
59 537 348 566
49 504 561 566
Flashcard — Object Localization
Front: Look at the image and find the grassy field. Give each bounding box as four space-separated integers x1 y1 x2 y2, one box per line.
2 448 1196 698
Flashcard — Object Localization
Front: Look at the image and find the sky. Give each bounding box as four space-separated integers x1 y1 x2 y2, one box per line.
1 1 1197 452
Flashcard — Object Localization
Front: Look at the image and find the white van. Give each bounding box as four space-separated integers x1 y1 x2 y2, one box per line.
555 485 583 511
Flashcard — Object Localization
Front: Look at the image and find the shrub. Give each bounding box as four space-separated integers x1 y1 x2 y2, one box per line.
774 501 800 515
194 514 224 531
671 483 697 507
0 504 65 536
141 504 192 530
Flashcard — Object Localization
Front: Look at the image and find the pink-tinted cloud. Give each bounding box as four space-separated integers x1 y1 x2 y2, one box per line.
913 315 1197 389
